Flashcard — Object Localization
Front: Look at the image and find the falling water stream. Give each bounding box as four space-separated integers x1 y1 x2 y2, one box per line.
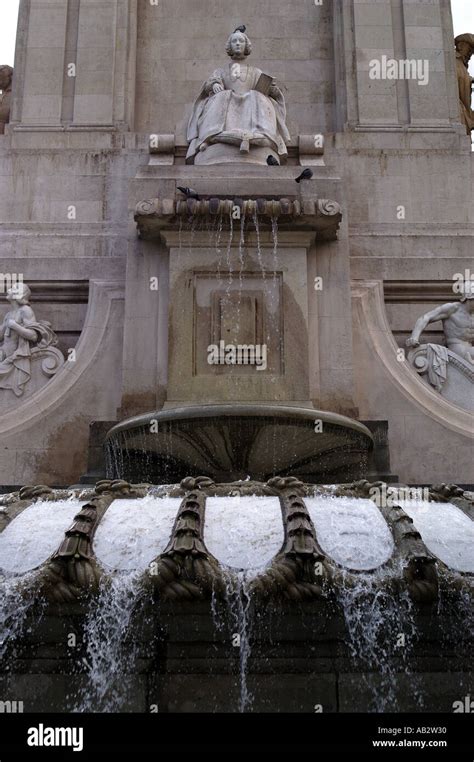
337 565 419 712
73 571 146 712
205 495 283 711
0 572 41 662
0 495 470 711
221 569 254 712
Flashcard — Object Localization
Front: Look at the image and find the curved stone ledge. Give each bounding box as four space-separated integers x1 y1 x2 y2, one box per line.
0 281 125 440
351 280 474 439
135 196 342 241
3 478 472 606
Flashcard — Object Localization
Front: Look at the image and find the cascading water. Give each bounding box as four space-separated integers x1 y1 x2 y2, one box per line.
221 569 254 713
0 498 85 661
0 487 471 712
72 571 146 713
0 572 41 662
271 213 279 282
305 496 394 571
337 566 419 712
0 498 85 573
402 499 474 574
205 495 284 711
305 496 420 711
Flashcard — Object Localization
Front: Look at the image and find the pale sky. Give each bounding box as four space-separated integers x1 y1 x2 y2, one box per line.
0 2 473 77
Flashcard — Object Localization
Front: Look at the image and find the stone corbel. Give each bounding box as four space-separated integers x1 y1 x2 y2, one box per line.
134 195 342 241
298 134 325 166
148 133 176 165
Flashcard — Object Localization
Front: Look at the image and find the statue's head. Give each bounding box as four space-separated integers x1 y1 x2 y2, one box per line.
455 34 474 62
0 65 13 91
459 279 474 304
7 282 31 305
226 32 252 60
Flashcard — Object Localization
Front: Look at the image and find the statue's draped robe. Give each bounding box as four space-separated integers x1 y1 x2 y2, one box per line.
0 316 56 397
187 64 290 162
456 53 474 133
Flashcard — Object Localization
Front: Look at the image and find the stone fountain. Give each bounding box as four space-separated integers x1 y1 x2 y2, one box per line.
0 20 473 719
107 29 375 486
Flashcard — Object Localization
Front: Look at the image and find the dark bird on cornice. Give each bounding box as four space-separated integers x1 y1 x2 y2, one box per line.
177 186 200 200
295 168 313 183
266 155 279 166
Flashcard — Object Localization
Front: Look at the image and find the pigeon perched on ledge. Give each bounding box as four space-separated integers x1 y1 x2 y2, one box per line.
177 186 200 200
295 168 313 183
266 155 279 166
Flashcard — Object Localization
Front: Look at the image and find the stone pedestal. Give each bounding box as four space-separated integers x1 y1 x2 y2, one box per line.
127 164 356 417
193 144 280 166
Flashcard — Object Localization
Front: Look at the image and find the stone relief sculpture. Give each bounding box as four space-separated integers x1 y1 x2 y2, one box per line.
454 34 474 134
186 30 290 165
406 281 474 410
0 65 13 135
0 283 64 397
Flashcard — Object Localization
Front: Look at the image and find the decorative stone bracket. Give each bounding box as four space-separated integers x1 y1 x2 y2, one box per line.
135 196 342 241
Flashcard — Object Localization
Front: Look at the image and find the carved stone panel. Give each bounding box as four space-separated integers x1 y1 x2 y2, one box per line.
165 236 310 405
194 275 283 377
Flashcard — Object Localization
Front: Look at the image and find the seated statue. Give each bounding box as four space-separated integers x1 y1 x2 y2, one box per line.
406 281 474 364
186 30 290 165
406 282 474 408
454 34 474 135
0 65 13 135
0 282 63 397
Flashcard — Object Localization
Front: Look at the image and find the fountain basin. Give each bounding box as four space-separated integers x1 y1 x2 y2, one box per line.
105 404 373 484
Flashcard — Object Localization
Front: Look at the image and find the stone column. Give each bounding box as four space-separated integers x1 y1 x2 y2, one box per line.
14 0 69 127
308 234 358 419
353 0 400 126
338 0 460 130
12 0 137 130
402 0 456 127
72 0 137 128
120 238 169 416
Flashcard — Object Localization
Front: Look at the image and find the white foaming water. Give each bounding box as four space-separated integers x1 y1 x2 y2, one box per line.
338 566 419 712
0 572 41 658
74 571 145 712
221 570 253 712
402 500 474 573
94 496 181 572
204 496 284 570
0 499 84 573
305 496 394 571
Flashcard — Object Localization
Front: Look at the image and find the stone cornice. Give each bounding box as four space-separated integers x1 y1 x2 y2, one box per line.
135 196 343 243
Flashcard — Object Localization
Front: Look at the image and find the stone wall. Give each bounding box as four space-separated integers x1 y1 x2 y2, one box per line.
1 601 471 713
135 0 336 137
